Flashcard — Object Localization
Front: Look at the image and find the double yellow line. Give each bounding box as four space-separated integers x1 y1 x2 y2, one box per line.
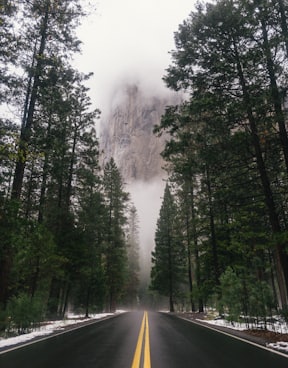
131 311 151 368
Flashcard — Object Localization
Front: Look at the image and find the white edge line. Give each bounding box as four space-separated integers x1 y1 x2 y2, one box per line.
177 316 288 359
0 313 122 355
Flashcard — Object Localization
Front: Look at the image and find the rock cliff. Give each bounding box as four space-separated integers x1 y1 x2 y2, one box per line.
99 84 178 183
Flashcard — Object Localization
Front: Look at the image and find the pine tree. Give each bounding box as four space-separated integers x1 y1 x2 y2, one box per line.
44 74 100 318
102 158 129 312
125 205 140 307
11 0 84 200
150 183 186 312
72 123 106 316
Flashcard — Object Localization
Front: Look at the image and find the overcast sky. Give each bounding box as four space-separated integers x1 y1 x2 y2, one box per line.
74 0 196 114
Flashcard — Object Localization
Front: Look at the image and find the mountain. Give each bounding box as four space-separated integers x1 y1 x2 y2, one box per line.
99 83 179 183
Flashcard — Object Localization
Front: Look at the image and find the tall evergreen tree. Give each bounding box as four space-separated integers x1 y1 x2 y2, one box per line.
124 205 140 307
44 74 100 318
11 0 84 200
102 158 129 312
150 183 186 312
72 122 106 316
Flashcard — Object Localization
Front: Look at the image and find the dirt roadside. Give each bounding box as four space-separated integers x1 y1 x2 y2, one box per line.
174 312 288 350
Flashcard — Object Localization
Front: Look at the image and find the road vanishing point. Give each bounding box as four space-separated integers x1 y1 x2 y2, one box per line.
0 311 288 367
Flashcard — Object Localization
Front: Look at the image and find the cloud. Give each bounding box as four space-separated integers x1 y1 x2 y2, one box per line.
74 0 195 114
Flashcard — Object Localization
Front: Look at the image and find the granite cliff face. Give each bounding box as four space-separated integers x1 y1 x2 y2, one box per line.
99 84 178 183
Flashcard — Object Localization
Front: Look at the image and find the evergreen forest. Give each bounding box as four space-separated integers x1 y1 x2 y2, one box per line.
0 0 140 334
150 0 288 325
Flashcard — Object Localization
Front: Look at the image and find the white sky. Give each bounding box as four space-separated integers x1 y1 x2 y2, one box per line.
74 0 196 114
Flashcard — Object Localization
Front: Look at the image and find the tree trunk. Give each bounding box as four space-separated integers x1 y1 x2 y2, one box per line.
38 151 49 223
0 203 18 307
66 124 78 208
183 180 195 312
187 239 195 312
24 161 35 219
30 257 40 298
38 111 52 223
206 165 220 286
11 5 49 200
85 286 91 318
61 282 70 318
168 236 174 312
0 248 12 307
47 279 61 318
260 13 288 173
109 289 116 313
169 294 175 313
189 181 203 312
277 0 288 57
186 179 197 312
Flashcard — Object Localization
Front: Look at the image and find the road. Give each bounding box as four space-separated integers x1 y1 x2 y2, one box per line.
0 311 288 367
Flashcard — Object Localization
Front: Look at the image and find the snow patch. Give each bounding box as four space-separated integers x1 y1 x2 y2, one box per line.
202 316 288 354
0 312 120 350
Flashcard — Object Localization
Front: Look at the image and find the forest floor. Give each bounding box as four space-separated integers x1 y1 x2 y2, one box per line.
176 312 288 354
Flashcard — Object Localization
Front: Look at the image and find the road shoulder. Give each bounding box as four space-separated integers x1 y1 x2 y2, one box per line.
173 312 288 355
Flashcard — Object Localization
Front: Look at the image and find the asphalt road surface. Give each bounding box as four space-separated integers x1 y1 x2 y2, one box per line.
0 311 288 368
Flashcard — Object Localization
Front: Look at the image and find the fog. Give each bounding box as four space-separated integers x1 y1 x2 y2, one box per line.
128 178 166 282
73 0 196 287
74 0 196 116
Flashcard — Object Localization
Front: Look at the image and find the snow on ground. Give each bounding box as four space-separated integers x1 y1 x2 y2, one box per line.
268 341 288 353
0 312 122 350
203 318 249 331
202 316 288 354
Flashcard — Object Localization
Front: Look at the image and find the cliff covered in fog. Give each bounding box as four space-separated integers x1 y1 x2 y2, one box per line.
99 83 179 183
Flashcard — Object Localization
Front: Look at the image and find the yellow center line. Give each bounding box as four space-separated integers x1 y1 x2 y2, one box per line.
144 312 151 368
131 311 151 368
131 312 146 368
